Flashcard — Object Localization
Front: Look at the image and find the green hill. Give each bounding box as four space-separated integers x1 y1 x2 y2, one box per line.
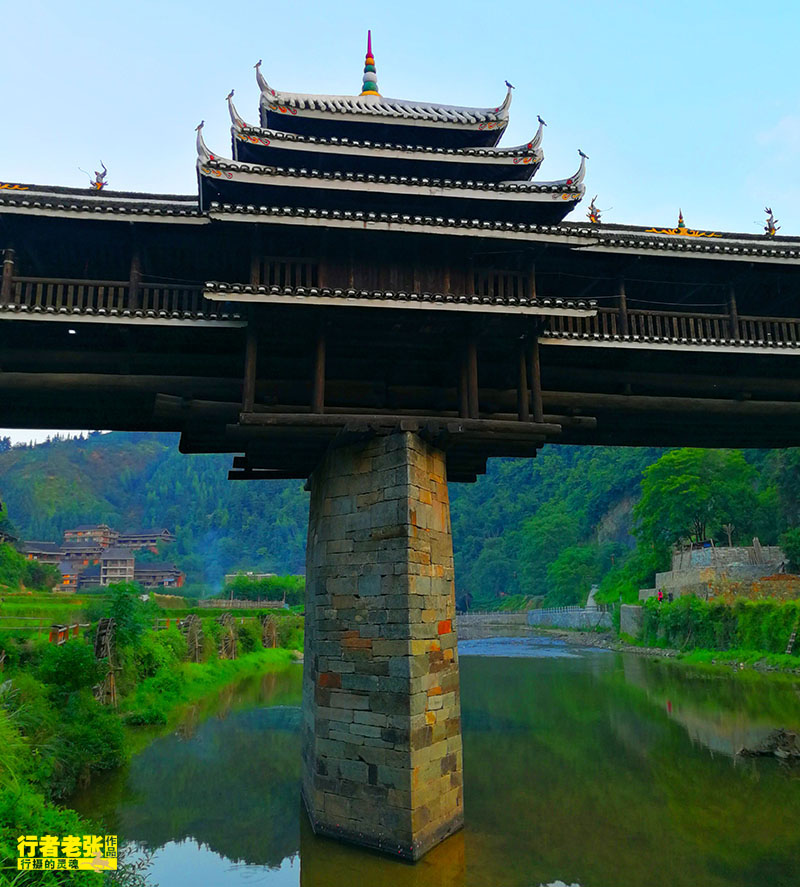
0 432 791 602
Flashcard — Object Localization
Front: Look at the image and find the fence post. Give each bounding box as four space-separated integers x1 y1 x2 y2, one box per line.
1 248 14 301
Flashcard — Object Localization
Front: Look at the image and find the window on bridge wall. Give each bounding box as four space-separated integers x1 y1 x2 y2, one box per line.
255 256 319 289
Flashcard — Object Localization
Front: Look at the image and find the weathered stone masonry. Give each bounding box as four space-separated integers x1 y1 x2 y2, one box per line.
302 431 463 860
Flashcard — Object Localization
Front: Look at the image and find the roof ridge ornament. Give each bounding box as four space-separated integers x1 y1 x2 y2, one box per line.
568 150 588 187
360 30 380 96
530 115 546 151
255 59 276 97
587 196 601 224
196 121 212 164
79 162 107 191
496 82 514 115
765 207 780 237
226 90 245 128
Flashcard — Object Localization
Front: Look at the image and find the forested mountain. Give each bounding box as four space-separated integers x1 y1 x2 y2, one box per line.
0 432 793 602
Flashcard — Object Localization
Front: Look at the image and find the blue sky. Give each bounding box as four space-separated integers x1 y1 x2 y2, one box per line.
1 0 799 441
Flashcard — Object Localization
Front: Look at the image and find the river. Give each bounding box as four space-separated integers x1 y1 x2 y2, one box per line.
71 637 800 887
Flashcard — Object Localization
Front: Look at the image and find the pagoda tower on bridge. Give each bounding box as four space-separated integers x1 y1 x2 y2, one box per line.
197 33 586 224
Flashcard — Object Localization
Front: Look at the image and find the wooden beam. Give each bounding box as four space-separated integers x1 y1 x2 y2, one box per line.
129 243 142 310
517 340 530 422
617 277 628 337
1 247 14 301
229 468 308 480
467 333 479 419
528 333 544 423
728 286 739 339
242 317 258 412
542 390 800 417
312 322 326 414
237 412 560 436
458 342 469 419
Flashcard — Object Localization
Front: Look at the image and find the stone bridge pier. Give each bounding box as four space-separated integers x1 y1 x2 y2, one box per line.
302 431 463 861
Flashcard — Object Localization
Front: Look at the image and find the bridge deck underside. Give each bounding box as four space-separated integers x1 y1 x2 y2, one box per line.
4 300 800 471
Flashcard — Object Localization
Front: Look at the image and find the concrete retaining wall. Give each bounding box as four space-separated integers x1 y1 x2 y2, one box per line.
527 607 613 630
620 604 644 639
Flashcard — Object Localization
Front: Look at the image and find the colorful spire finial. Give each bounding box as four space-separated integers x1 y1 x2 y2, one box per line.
360 30 380 96
677 209 686 230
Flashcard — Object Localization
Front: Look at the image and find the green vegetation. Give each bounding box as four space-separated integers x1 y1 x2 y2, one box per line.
121 648 296 729
220 573 305 605
641 596 800 659
4 433 800 608
0 431 308 587
0 542 61 593
0 580 302 884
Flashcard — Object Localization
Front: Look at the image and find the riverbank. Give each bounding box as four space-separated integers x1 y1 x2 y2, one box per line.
528 626 800 675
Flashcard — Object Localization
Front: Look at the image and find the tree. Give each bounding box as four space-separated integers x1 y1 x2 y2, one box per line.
634 449 758 547
545 543 621 607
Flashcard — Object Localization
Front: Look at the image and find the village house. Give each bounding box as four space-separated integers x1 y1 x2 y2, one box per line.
99 547 136 586
133 562 185 589
117 528 175 552
22 541 63 565
21 521 183 590
63 523 119 548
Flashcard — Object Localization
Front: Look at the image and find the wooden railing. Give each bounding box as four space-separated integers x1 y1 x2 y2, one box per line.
4 275 800 346
3 277 209 317
548 306 800 345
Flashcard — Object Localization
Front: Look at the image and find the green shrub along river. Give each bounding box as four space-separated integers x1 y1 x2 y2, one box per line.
0 584 302 886
639 597 800 669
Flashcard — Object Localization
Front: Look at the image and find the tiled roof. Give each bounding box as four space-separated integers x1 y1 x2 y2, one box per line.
205 203 800 263
234 123 542 158
101 547 135 560
258 77 512 127
541 327 800 352
0 301 244 326
22 541 62 553
204 281 596 315
0 185 202 220
134 562 181 573
201 156 582 196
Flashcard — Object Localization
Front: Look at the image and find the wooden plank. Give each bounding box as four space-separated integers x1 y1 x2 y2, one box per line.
242 319 258 412
311 324 326 414
529 334 544 423
467 335 479 419
517 341 530 422
1 248 14 301
617 277 628 337
237 412 561 435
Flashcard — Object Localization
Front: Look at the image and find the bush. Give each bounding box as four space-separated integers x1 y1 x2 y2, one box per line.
49 691 126 798
643 596 799 654
236 619 263 654
37 639 104 695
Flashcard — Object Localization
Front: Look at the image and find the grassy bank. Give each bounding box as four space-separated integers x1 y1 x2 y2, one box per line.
121 647 297 726
0 584 303 884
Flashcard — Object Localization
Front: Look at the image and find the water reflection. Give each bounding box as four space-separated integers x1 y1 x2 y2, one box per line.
72 641 800 887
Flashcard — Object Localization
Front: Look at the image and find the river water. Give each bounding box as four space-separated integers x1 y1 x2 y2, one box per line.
71 637 800 887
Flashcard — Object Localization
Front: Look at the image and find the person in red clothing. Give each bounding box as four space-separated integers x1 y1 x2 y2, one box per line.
657 589 664 603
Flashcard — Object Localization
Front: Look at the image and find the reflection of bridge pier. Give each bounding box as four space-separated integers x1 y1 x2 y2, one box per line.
303 432 463 860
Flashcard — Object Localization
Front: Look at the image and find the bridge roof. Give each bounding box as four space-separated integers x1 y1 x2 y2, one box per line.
2 182 799 265
203 281 597 317
256 63 512 131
